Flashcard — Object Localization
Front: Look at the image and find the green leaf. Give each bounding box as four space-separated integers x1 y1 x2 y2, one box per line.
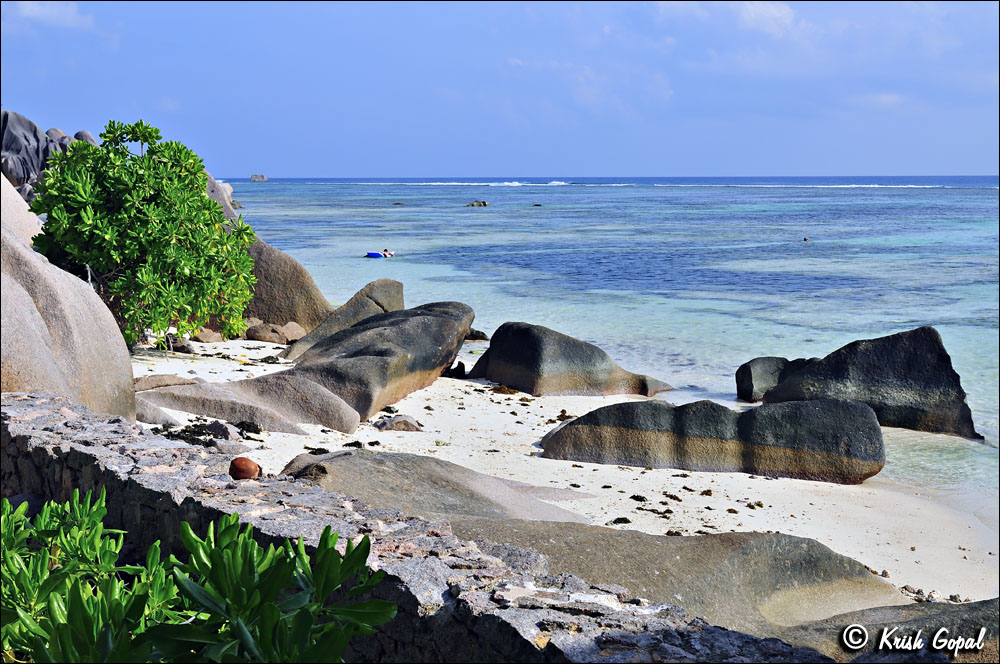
173 569 228 617
234 617 264 661
334 600 398 627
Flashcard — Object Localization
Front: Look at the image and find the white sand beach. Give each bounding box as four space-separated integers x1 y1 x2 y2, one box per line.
133 339 1000 603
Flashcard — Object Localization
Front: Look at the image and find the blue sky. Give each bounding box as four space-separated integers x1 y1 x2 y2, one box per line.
2 1 997 177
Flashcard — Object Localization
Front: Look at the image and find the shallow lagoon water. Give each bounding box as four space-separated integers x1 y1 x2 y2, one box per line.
228 176 999 494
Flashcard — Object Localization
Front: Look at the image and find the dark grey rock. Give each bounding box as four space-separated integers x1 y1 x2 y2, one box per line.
2 110 72 199
73 130 99 146
469 322 671 397
736 356 816 402
763 327 981 439
249 174 268 182
242 240 335 335
541 398 884 484
282 279 404 361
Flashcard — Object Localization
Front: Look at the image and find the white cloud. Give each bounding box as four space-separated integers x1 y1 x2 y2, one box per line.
734 1 798 38
10 1 94 29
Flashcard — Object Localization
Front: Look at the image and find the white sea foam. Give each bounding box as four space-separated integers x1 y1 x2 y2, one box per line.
323 181 573 187
651 184 949 189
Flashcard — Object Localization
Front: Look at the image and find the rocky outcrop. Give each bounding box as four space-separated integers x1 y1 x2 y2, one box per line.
1 185 134 420
762 327 981 439
541 399 884 484
469 322 671 397
2 110 72 199
282 279 405 361
205 172 238 222
282 450 587 523
249 174 268 182
290 302 474 420
138 302 473 431
465 200 488 207
245 322 288 344
73 130 99 146
242 240 334 334
736 356 816 402
3 393 844 663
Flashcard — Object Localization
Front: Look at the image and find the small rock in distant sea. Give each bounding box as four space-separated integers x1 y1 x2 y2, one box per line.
465 200 489 207
250 174 269 182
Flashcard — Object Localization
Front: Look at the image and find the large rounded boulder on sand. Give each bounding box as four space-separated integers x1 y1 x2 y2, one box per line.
541 398 884 484
282 278 404 361
1 183 134 420
282 449 586 523
468 321 671 397
242 240 334 333
293 301 474 419
763 326 981 439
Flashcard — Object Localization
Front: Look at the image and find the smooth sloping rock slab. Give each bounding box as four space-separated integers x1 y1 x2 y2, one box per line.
736 356 817 402
137 372 360 434
242 240 334 333
469 321 671 397
541 399 884 484
449 519 908 638
282 278 405 361
0 177 41 245
283 450 587 523
291 302 474 420
763 326 981 439
780 598 999 662
1 191 134 420
140 303 472 431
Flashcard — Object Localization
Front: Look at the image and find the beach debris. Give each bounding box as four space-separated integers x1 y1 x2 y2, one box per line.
609 517 631 525
442 361 467 378
700 489 713 496
556 409 573 421
665 530 682 536
374 414 423 431
434 440 451 447
228 457 261 480
343 441 363 449
629 495 648 502
305 445 330 455
491 384 519 395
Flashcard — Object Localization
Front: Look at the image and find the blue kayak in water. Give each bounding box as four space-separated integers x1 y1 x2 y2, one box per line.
365 252 384 258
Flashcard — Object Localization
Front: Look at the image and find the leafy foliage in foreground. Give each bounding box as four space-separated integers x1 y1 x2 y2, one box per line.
1 490 395 663
29 120 258 345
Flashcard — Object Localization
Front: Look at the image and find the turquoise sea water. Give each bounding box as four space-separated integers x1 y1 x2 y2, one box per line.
226 176 999 494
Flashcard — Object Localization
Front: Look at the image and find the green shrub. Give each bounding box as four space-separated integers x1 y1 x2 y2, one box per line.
1 490 396 663
29 120 258 346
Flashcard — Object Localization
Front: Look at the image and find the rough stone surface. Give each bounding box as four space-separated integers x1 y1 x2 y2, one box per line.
736 356 816 402
242 240 334 334
763 327 981 439
73 130 99 146
469 322 671 397
283 450 588 523
2 393 841 663
282 279 405 361
1 196 134 421
466 328 490 341
541 399 884 484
